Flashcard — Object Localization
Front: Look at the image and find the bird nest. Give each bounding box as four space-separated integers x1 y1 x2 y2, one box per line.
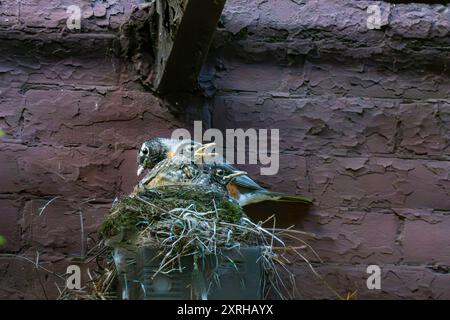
59 185 331 300
100 185 245 245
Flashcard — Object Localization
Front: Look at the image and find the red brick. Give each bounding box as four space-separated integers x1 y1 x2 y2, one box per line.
213 96 450 158
297 209 401 264
400 210 450 265
291 264 450 300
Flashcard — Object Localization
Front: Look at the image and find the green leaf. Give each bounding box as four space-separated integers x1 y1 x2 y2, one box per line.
0 235 6 247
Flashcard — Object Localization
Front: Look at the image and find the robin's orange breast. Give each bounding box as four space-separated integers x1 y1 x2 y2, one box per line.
226 182 241 199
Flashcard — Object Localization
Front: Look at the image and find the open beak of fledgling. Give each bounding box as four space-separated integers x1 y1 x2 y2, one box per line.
194 142 218 159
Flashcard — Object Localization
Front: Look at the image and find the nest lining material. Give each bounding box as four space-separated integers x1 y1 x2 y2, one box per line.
101 185 244 241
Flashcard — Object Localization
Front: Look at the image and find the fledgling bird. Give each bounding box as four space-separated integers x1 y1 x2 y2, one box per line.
136 148 245 197
137 138 313 207
138 154 209 190
136 138 216 176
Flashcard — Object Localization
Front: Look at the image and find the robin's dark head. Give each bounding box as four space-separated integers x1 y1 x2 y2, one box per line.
137 138 170 175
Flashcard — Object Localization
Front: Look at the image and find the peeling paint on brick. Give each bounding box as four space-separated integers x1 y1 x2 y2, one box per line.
1 0 450 299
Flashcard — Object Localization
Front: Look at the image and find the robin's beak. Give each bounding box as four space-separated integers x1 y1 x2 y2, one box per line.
137 165 145 176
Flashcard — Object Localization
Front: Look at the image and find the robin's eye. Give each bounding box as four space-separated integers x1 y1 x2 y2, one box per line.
142 147 149 155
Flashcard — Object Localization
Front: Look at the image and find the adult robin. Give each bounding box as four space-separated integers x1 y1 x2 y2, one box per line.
137 138 313 207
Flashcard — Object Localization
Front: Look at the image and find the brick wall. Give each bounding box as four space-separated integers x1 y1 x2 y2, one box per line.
0 0 186 299
209 0 450 299
0 0 449 299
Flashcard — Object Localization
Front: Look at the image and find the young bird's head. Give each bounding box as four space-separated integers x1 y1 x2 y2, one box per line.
137 137 217 175
137 138 172 175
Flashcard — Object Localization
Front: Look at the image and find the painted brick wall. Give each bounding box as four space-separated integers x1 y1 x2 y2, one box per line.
0 0 186 299
209 0 450 299
0 0 449 299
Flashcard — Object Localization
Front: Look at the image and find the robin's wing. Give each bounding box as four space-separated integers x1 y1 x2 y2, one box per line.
140 157 208 189
178 141 265 191
211 162 266 192
140 160 165 185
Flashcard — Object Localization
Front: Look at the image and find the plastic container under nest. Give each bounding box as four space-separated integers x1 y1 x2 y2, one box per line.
114 246 264 300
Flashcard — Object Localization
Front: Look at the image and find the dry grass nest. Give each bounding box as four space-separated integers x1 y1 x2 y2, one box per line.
58 185 341 300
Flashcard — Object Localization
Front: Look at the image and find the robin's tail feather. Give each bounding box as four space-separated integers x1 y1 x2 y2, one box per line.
270 193 314 204
239 191 313 206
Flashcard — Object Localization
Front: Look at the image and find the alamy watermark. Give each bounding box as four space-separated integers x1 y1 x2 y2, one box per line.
66 265 81 290
366 265 381 290
64 263 383 293
66 5 81 30
366 3 390 30
171 121 280 176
